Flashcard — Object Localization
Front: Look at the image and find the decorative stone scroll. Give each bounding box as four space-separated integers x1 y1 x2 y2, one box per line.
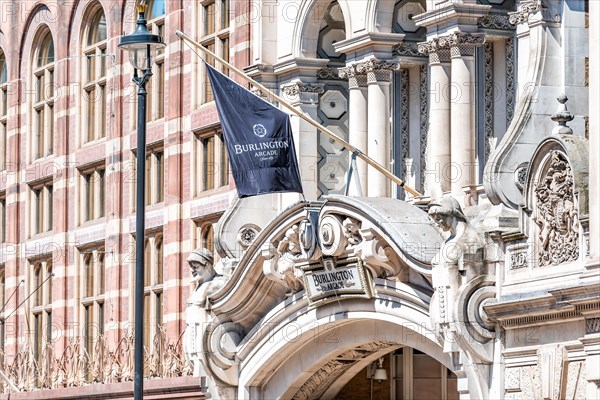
478 14 516 30
392 41 425 58
508 0 544 25
534 151 580 267
317 67 344 81
281 83 325 97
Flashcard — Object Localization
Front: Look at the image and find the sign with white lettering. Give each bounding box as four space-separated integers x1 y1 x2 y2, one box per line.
302 259 373 304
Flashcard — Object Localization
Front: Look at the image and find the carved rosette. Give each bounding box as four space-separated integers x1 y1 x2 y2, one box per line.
534 151 580 267
508 0 544 25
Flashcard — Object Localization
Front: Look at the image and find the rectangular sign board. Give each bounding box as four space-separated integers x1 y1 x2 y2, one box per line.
302 258 373 305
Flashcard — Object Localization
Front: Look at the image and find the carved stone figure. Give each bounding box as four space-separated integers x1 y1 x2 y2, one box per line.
428 196 484 350
276 225 304 293
342 218 362 245
187 248 227 308
534 151 580 266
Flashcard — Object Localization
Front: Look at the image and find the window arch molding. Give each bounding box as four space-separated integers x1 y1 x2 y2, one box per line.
67 0 111 150
1 43 9 171
17 5 57 163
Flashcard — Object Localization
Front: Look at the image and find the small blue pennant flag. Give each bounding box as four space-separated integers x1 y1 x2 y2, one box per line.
206 64 303 198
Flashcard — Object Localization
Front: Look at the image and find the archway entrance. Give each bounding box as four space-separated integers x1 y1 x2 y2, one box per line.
334 347 460 400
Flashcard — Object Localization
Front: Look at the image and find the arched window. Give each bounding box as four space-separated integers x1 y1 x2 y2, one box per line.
0 50 7 170
83 8 107 143
145 0 165 121
32 30 55 160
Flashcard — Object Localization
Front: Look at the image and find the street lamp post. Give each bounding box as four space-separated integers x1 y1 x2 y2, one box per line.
119 4 165 400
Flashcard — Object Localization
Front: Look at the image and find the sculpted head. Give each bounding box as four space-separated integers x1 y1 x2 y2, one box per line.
428 196 467 233
187 248 216 287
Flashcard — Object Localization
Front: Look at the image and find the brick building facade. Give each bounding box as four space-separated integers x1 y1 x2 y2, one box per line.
0 0 249 397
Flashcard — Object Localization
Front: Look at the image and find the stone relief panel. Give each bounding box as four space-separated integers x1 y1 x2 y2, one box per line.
504 350 587 399
533 151 580 267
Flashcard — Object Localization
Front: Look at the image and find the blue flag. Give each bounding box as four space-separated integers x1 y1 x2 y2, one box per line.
206 65 303 198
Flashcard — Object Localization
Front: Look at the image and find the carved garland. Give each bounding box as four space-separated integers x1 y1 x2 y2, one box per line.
484 42 494 162
534 151 580 267
400 68 410 184
506 37 515 127
419 64 428 192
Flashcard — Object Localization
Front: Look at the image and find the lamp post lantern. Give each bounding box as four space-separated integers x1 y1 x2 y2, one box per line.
119 4 165 399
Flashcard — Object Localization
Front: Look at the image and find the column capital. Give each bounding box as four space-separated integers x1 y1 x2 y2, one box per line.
440 32 486 57
280 82 325 105
418 38 451 63
356 59 398 84
338 64 368 88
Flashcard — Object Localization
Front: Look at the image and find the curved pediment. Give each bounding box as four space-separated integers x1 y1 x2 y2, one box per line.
209 196 442 331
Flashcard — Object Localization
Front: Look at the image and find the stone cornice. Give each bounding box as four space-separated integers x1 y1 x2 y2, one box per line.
244 63 274 78
413 1 491 29
483 283 600 329
332 32 405 57
272 57 330 77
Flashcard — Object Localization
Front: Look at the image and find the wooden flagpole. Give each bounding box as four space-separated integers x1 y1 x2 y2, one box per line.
176 30 422 197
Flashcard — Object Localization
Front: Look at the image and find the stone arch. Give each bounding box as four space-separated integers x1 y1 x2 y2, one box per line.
236 282 451 399
294 0 352 59
368 0 396 33
18 5 57 82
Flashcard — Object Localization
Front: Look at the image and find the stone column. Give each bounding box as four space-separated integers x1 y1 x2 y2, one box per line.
281 82 324 202
361 59 395 198
339 65 368 195
419 39 451 197
445 32 485 199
